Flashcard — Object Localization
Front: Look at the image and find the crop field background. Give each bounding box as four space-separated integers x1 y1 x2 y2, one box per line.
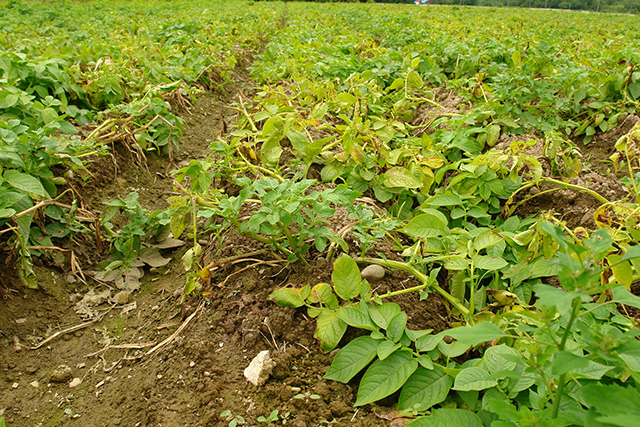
1 0 640 426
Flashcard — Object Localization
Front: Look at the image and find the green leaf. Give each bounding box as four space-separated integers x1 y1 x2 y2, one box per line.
4 170 46 197
444 256 470 270
0 191 25 208
384 166 423 189
416 334 444 352
315 310 347 353
269 287 306 308
453 367 497 391
629 81 640 100
473 255 508 271
377 340 401 360
0 208 15 218
533 284 589 314
355 350 417 406
338 306 378 331
368 303 401 330
386 311 407 343
582 384 640 426
445 322 505 347
408 409 483 427
426 193 463 207
309 282 335 304
551 351 613 380
474 230 503 251
620 245 640 263
404 213 447 238
610 257 633 289
612 287 640 310
332 255 361 300
483 344 520 374
398 366 453 412
0 92 20 109
325 336 380 383
617 341 640 372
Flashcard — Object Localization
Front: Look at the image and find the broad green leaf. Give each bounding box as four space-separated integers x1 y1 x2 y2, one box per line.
404 213 446 238
405 329 433 342
610 257 633 289
618 341 640 372
551 351 613 379
620 245 640 263
408 409 483 427
474 230 503 251
337 306 377 331
384 166 423 189
483 344 520 374
473 255 508 271
438 340 470 358
533 284 589 315
386 311 407 342
629 81 640 100
398 366 453 412
309 282 334 304
417 354 433 370
269 287 305 308
450 271 466 305
4 170 46 197
355 350 417 406
416 334 444 352
377 340 401 360
368 303 401 330
0 93 20 108
445 256 470 270
332 255 360 300
407 69 423 89
325 336 380 383
445 322 505 347
612 287 640 310
426 193 463 206
0 207 15 218
0 191 25 207
453 367 497 391
314 310 347 353
582 384 640 426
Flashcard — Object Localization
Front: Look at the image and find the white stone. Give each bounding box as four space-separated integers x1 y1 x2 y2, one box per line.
244 350 276 387
30 381 39 388
361 265 386 281
69 378 82 388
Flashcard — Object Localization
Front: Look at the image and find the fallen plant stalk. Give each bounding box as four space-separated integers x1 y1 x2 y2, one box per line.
354 257 470 316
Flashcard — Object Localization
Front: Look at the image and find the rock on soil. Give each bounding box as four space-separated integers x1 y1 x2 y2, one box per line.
244 350 276 386
361 265 386 281
50 365 73 383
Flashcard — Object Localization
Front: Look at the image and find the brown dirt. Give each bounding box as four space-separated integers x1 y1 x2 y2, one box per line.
0 88 451 427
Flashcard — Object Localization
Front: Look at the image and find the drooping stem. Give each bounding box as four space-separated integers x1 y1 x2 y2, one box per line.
354 257 470 316
504 177 611 217
551 297 582 419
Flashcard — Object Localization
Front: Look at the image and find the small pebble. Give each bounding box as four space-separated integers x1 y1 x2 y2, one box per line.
30 381 39 388
50 365 73 383
361 265 386 281
69 378 82 388
12 382 19 389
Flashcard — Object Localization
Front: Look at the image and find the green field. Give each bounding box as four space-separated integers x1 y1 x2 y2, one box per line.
2 0 640 425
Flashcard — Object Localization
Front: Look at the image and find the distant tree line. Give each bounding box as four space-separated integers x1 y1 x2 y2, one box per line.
281 0 639 14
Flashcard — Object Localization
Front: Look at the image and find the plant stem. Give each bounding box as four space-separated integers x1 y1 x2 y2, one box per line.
354 257 470 316
551 297 582 419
